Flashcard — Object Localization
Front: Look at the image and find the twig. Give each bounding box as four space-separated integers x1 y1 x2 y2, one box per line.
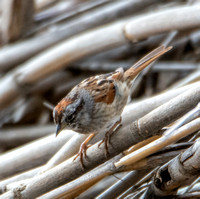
38 155 122 199
180 176 200 195
44 149 184 198
125 150 187 171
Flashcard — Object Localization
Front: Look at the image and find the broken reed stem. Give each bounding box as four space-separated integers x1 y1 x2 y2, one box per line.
149 139 200 197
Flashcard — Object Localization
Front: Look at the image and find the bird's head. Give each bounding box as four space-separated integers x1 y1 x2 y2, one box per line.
53 97 83 136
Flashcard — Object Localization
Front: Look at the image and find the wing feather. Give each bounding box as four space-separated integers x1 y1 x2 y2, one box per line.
78 74 116 104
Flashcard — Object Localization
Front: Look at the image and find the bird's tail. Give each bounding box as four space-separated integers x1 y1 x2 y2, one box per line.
123 45 172 84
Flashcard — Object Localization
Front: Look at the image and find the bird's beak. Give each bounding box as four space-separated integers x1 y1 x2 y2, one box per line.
56 124 62 137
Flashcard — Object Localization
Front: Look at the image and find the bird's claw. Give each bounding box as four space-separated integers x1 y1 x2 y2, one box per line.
98 120 122 158
74 143 91 169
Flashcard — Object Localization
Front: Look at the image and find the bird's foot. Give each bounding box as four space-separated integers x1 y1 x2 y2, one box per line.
74 133 95 169
98 118 122 157
74 142 91 169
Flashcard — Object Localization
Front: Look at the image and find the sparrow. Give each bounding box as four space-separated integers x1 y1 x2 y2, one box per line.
53 45 172 167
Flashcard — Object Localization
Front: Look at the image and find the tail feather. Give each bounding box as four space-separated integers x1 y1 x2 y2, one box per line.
124 45 172 81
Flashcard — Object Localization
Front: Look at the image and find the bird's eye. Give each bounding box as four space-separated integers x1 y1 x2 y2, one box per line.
65 114 74 123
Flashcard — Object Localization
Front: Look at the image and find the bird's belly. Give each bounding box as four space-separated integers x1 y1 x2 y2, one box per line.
90 94 128 134
76 82 129 134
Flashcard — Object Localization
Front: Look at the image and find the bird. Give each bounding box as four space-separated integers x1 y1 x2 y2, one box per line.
53 45 172 168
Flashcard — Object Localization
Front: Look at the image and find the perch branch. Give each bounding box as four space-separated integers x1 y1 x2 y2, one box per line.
40 82 200 172
5 81 200 198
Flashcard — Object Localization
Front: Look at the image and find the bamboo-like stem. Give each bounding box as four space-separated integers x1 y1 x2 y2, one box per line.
1 0 34 43
39 157 120 199
0 125 54 148
4 81 200 198
147 139 200 197
0 0 159 70
1 2 200 199
40 82 200 173
0 5 199 110
125 5 200 42
0 82 197 181
115 105 200 168
0 167 40 193
0 131 74 180
39 162 150 199
39 134 88 174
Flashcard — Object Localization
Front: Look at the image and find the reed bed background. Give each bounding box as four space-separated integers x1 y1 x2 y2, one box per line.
1 0 200 198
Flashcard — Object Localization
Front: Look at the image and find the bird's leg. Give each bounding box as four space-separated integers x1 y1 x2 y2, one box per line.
98 117 122 157
74 133 95 169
